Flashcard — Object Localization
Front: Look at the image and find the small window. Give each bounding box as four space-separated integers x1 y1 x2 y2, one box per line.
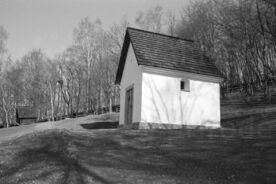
180 79 190 92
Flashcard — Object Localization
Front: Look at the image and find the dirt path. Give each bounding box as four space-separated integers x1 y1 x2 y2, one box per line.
0 113 119 144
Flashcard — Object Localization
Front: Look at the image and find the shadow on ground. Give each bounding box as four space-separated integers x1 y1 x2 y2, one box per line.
80 121 119 129
0 128 275 184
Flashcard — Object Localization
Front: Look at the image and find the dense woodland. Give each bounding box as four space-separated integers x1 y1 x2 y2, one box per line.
0 0 275 127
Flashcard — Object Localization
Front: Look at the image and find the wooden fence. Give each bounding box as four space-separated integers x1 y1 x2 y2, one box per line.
221 77 276 93
37 105 120 123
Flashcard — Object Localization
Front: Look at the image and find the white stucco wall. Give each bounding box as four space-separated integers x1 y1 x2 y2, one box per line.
141 72 221 127
119 44 142 125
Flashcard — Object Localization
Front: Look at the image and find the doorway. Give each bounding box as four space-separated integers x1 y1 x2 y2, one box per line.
125 86 134 125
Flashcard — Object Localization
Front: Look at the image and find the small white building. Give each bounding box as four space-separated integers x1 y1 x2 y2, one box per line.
115 28 224 129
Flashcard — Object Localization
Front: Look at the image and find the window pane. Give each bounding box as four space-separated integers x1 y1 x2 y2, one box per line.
181 81 185 90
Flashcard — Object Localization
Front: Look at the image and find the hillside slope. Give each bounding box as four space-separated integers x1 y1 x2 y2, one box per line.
0 101 275 183
221 89 276 129
1 89 276 144
0 121 275 183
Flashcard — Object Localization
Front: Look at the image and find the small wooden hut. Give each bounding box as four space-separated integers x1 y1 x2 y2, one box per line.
16 106 37 125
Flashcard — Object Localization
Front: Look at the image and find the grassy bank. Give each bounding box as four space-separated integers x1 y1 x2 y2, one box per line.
0 126 275 183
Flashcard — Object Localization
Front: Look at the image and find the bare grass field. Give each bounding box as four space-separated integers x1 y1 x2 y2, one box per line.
0 113 275 184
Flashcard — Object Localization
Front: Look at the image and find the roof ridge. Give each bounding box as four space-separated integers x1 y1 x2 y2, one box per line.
127 27 194 43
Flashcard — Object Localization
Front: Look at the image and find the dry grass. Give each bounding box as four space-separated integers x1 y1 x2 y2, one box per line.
0 122 275 183
0 99 276 184
221 91 276 128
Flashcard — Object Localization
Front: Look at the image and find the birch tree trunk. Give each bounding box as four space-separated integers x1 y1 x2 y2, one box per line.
1 87 9 127
48 82 55 121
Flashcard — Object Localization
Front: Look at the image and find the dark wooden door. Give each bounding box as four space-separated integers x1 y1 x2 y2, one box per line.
125 87 133 125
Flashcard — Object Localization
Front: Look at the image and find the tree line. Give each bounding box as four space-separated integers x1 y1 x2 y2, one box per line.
0 6 177 127
0 0 276 127
0 18 127 127
176 0 276 98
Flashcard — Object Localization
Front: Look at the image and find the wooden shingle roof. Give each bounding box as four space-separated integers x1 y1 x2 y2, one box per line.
115 27 223 84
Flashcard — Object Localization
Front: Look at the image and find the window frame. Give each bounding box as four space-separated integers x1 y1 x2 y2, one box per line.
180 79 190 92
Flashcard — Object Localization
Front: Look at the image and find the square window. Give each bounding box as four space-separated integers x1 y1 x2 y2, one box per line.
181 79 190 92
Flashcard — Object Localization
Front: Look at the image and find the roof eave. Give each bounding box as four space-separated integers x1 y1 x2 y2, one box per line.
141 65 224 84
114 30 131 85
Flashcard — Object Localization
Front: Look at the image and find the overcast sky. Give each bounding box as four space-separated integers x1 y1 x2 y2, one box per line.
0 0 188 60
